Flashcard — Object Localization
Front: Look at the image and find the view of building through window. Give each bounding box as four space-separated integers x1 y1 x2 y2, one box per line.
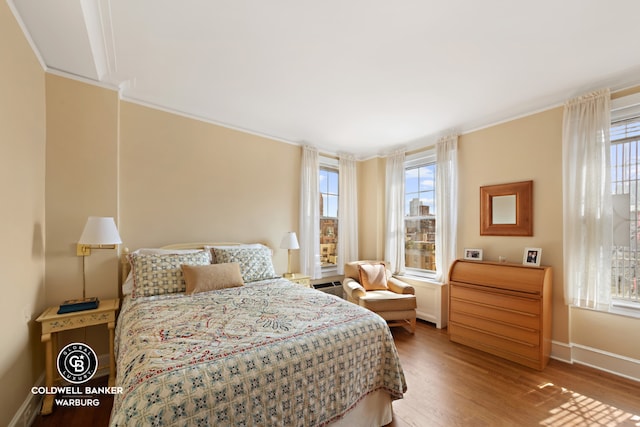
320 167 338 267
404 163 436 272
611 115 640 303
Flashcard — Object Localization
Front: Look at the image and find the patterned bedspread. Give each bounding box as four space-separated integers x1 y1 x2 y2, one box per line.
110 278 406 426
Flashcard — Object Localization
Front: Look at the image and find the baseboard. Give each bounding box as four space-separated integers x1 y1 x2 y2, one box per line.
550 340 573 363
551 340 640 382
416 311 438 326
8 373 43 427
571 344 640 382
9 353 112 427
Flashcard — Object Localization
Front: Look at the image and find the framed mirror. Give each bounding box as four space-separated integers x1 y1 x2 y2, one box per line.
480 180 533 236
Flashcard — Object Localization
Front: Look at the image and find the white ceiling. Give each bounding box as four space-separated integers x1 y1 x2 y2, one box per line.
10 0 640 158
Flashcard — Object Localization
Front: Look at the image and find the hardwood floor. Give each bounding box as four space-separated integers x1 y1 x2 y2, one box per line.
388 321 640 427
31 320 640 426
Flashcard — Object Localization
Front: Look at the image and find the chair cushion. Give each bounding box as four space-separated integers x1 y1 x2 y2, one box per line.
358 263 388 290
359 290 417 312
344 260 389 280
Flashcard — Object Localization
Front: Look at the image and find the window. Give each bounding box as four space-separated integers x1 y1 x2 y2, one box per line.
319 166 338 268
404 153 436 274
611 113 640 304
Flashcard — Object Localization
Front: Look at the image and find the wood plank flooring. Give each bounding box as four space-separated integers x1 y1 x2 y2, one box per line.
388 321 640 427
31 320 640 426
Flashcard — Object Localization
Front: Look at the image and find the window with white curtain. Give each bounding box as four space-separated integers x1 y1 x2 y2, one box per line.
319 157 338 272
610 100 640 306
404 150 437 276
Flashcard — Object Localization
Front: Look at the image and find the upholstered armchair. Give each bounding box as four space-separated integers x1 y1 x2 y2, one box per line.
343 261 417 333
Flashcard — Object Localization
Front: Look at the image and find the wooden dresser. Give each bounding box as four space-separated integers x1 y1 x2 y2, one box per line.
448 259 552 370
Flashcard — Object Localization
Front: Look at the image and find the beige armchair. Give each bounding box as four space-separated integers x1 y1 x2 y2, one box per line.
343 261 417 333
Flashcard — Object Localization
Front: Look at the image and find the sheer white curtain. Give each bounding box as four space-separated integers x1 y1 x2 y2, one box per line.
337 153 358 274
563 89 612 309
435 135 458 283
300 146 321 279
385 148 406 274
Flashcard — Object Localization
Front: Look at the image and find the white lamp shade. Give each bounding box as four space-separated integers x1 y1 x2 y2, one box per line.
78 217 122 245
280 231 299 250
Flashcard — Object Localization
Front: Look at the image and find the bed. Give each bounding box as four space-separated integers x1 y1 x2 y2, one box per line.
109 243 407 426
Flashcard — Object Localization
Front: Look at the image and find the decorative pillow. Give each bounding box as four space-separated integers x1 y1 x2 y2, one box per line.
358 263 389 291
128 251 211 298
205 244 264 264
182 263 244 294
211 245 277 282
122 248 204 295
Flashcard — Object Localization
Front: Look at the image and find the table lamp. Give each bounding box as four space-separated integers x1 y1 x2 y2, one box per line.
280 231 299 278
75 216 122 303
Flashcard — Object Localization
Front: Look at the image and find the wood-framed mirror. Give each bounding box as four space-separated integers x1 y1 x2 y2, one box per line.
480 180 533 236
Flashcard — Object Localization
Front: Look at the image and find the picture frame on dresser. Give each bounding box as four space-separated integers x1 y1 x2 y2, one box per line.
523 247 542 266
463 248 483 261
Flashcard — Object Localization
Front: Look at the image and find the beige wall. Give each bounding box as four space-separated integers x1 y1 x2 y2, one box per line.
457 108 569 343
357 157 386 260
118 101 300 273
44 74 120 357
0 3 46 426
45 74 120 303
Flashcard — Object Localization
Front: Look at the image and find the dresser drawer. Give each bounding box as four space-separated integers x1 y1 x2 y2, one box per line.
450 298 541 331
449 322 541 361
451 283 540 315
450 310 540 345
449 261 546 294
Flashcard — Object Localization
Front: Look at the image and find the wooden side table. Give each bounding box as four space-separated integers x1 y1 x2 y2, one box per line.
284 273 311 287
35 298 119 415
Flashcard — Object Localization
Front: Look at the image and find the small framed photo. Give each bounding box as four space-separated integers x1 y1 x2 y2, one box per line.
523 247 542 266
464 248 483 261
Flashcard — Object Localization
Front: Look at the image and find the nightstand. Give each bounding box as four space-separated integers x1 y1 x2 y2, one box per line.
35 298 119 415
285 274 311 287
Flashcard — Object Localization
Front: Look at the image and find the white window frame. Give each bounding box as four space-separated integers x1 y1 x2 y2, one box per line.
404 150 437 279
610 93 640 314
319 156 339 277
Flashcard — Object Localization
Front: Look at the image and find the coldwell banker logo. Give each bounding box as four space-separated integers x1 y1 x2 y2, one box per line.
57 343 98 384
31 342 122 408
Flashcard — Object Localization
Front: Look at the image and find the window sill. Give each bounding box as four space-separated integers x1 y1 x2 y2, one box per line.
394 274 443 287
610 300 640 319
572 301 640 320
321 265 338 278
